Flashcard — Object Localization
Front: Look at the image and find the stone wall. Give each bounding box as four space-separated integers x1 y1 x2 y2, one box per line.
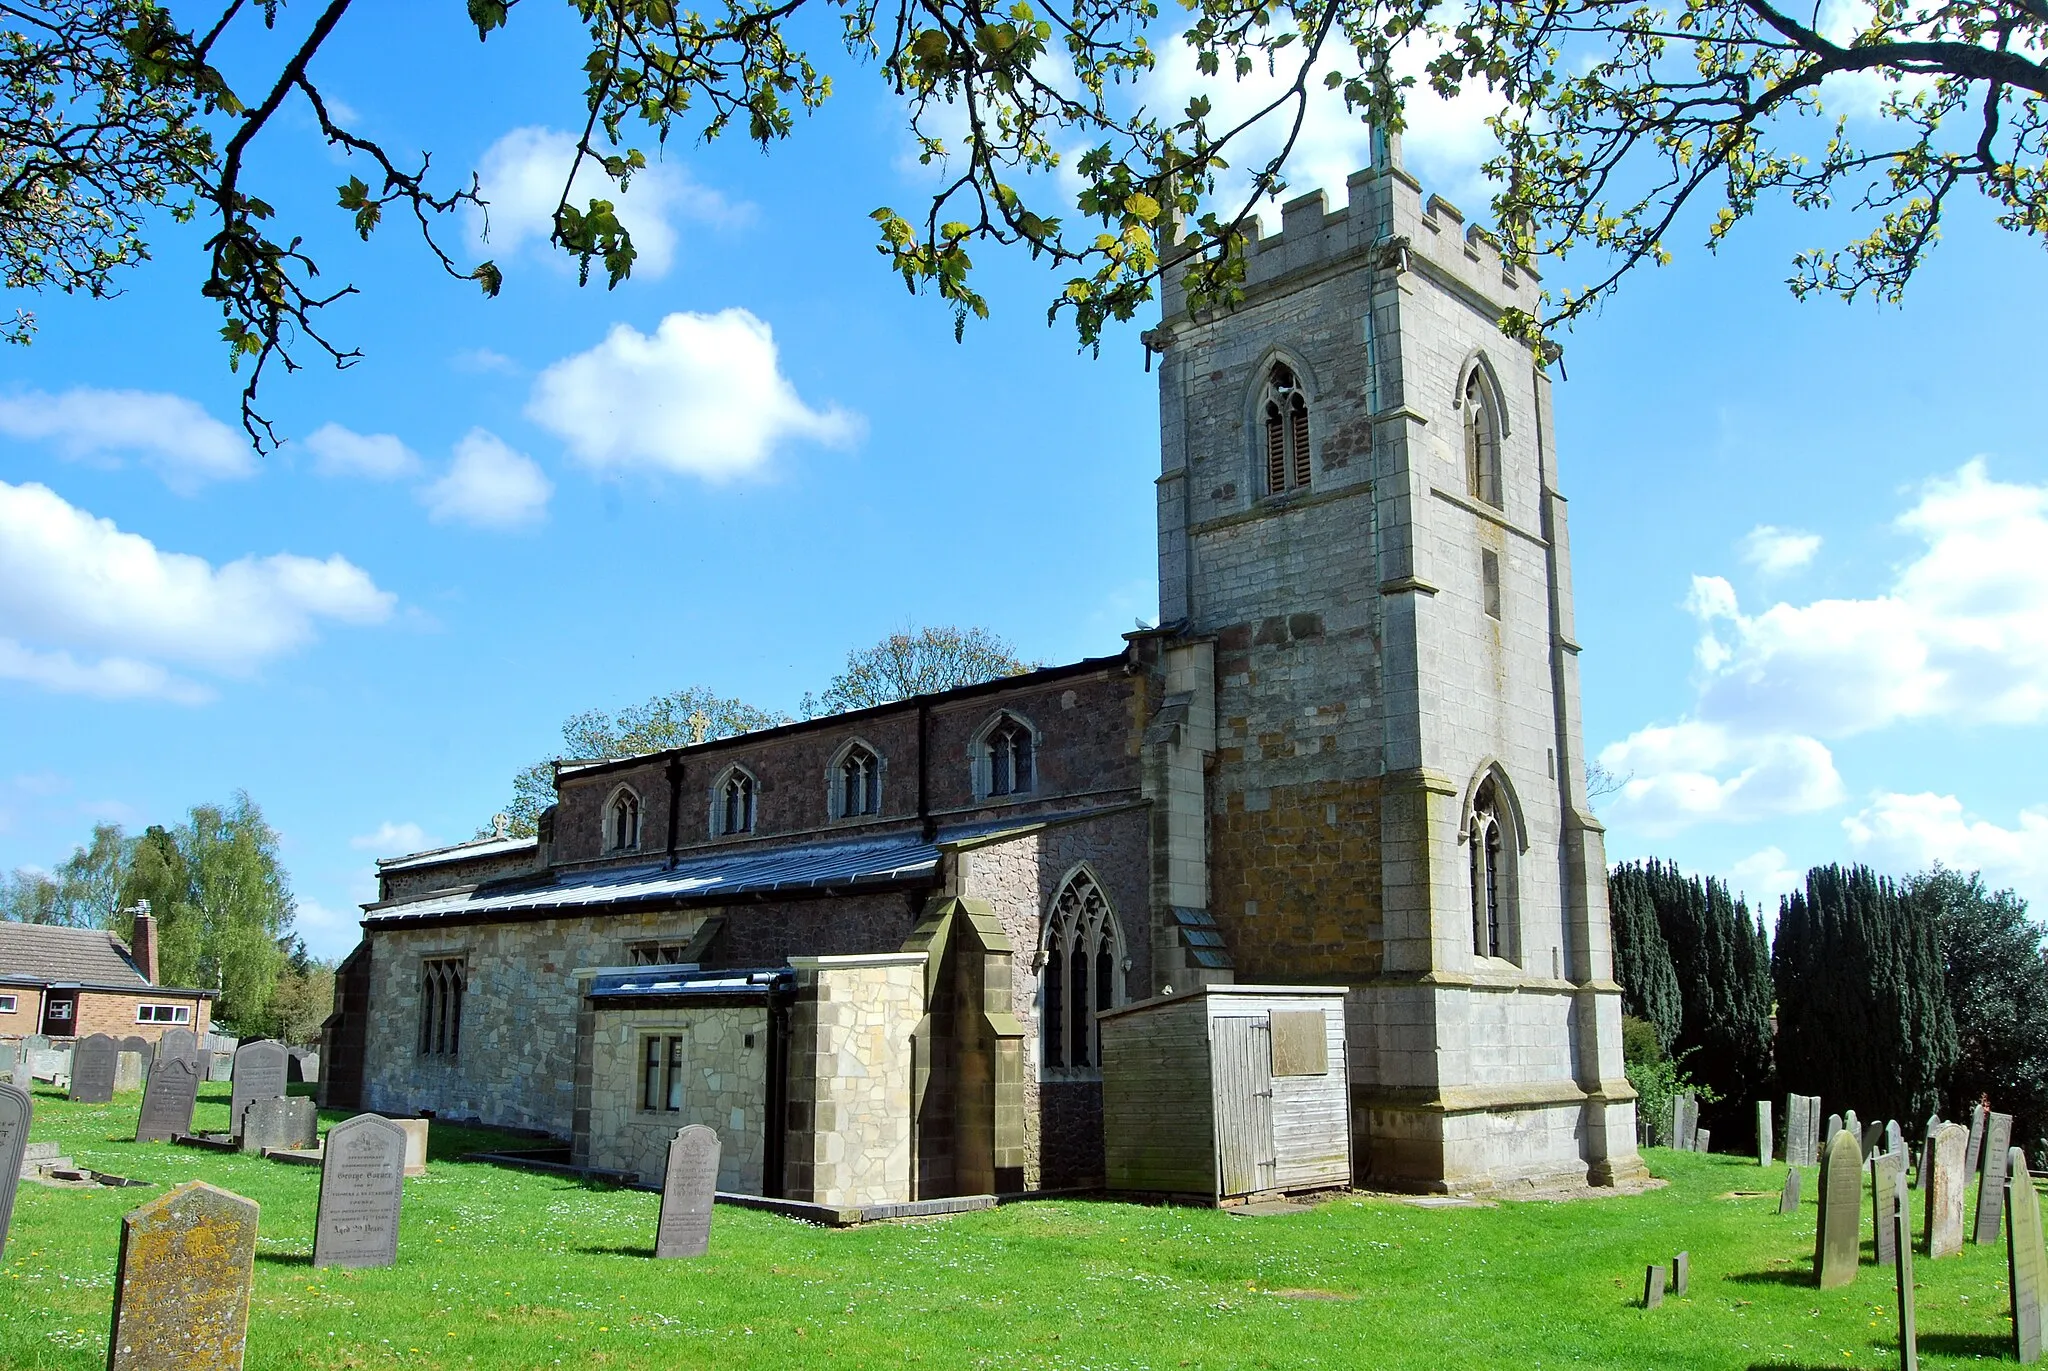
379 843 541 902
584 1003 771 1192
784 953 925 1206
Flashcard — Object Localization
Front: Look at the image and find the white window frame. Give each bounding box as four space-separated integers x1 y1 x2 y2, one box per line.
135 1003 192 1025
640 1033 687 1113
45 1000 74 1022
0 993 15 1014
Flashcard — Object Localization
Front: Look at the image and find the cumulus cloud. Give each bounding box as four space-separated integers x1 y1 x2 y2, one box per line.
527 311 862 480
1600 460 2048 835
1844 792 2048 904
419 429 553 528
1739 524 1821 575
472 126 749 279
0 387 253 490
0 479 394 702
1728 846 1802 907
304 423 421 480
350 821 429 853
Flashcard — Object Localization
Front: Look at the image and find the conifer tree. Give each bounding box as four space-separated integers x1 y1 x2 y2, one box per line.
1607 866 1682 1054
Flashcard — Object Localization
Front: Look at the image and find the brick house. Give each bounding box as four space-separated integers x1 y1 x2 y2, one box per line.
0 914 214 1043
326 138 1643 1204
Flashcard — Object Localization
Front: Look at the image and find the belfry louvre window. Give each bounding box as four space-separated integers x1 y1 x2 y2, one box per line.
838 745 881 817
642 1034 686 1112
718 771 756 835
608 790 640 851
986 718 1034 797
629 941 693 966
1041 871 1124 1073
1261 362 1312 495
418 957 466 1057
1464 371 1503 509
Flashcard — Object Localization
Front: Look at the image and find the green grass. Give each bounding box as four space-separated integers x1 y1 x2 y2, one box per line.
0 1085 2027 1369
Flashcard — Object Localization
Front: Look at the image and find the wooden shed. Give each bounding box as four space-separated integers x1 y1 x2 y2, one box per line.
1099 984 1351 1203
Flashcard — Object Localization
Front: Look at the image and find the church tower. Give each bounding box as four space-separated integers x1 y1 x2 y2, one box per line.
1152 138 1645 1191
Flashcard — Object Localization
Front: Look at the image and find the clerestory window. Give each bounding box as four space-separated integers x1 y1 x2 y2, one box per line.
1261 362 1313 496
837 744 881 817
984 717 1035 798
607 788 641 852
716 769 756 836
1040 871 1124 1075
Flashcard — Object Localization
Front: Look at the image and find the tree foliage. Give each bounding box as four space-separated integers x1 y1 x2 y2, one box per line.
0 821 131 926
803 624 1033 715
1773 862 1957 1128
15 0 2037 437
1608 866 1683 1053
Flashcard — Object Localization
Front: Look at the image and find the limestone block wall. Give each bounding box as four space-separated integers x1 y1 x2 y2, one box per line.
784 953 925 1206
584 1004 771 1192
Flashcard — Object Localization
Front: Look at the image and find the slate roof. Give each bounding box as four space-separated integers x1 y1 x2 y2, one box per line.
376 834 538 873
0 922 149 988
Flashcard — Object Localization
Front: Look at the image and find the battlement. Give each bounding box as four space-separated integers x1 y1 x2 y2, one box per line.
1161 154 1539 323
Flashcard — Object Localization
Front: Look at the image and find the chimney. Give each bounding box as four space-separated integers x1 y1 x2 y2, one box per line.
131 902 159 984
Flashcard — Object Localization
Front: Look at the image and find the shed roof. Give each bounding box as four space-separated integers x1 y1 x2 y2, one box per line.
0 921 148 988
375 833 538 873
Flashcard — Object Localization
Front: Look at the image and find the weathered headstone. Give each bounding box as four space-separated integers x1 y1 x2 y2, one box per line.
1873 1150 1906 1267
1846 1111 1863 1153
287 1049 321 1084
394 1117 429 1177
1968 1103 1991 1178
114 1050 147 1093
655 1124 721 1259
2010 1147 2047 1365
1786 1094 1810 1166
1896 1170 1919 1371
106 1181 259 1371
1672 1250 1690 1296
313 1114 406 1269
156 1028 199 1070
69 1032 117 1103
227 1039 288 1141
1806 1096 1825 1166
1695 1128 1712 1154
1669 1095 1686 1149
1781 1165 1802 1214
1925 1121 1970 1259
1643 1263 1665 1309
1888 1120 1906 1158
0 1081 29 1258
1861 1122 1884 1161
1918 1114 1939 1191
28 1045 70 1081
239 1096 318 1154
1758 1101 1774 1167
1828 1112 1844 1142
135 1054 201 1143
6 1049 25 1092
1978 1113 2017 1246
207 1052 234 1084
1817 1129 1863 1288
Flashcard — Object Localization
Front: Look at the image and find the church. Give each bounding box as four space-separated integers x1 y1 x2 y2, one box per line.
320 137 1645 1206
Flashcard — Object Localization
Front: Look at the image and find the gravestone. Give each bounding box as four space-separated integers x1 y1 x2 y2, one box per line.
156 1028 199 1070
1872 1150 1906 1267
313 1114 406 1269
395 1118 429 1176
1978 1113 2017 1246
8 1053 26 1091
106 1181 259 1370
1861 1122 1884 1161
114 1050 147 1094
1695 1128 1711 1154
28 1046 70 1081
1968 1103 1991 1178
1643 1263 1665 1309
0 1082 29 1259
1919 1114 1940 1191
1828 1112 1844 1142
24 1034 47 1053
135 1054 201 1143
1896 1169 1919 1371
1785 1095 1809 1166
1672 1250 1690 1297
287 1049 321 1084
1888 1120 1906 1158
655 1124 721 1259
239 1096 318 1154
1781 1165 1802 1214
207 1053 234 1084
1806 1096 1825 1167
1817 1129 1863 1288
1758 1101 1774 1167
1669 1096 1685 1149
1925 1121 1970 1259
0 1042 14 1076
2010 1148 2048 1364
1846 1111 1862 1154
69 1033 117 1103
228 1040 288 1141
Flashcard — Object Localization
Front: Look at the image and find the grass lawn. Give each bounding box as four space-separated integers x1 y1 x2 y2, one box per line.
0 1084 2027 1370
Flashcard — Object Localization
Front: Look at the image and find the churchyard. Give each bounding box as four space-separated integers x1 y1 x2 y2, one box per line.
0 1083 2040 1370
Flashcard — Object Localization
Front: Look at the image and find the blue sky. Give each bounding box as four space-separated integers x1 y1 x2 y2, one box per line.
1 0 2042 958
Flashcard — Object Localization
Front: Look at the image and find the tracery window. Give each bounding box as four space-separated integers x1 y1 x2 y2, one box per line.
837 744 881 817
716 769 756 836
1261 361 1312 496
1469 778 1513 960
1464 369 1503 509
418 957 466 1058
608 789 641 851
984 717 1035 798
1041 871 1124 1074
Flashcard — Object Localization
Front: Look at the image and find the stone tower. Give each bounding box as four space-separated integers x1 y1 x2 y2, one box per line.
1152 139 1645 1191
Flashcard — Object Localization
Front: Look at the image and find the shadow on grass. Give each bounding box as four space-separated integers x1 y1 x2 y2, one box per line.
573 1244 656 1259
1918 1331 2009 1358
257 1253 313 1268
1722 1268 1813 1287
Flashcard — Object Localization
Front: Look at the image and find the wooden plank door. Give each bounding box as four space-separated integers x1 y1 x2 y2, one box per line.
1212 1015 1277 1199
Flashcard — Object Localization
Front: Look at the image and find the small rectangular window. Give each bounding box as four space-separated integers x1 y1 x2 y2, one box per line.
418 957 466 1057
46 1000 73 1022
641 1034 686 1112
642 1035 663 1110
0 994 15 1013
136 1004 192 1024
629 942 691 966
1481 549 1502 619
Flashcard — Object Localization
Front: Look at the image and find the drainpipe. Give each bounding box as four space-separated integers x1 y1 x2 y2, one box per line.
917 698 935 842
664 758 685 868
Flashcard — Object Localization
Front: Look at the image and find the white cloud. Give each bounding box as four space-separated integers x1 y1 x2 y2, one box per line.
0 479 394 703
1728 846 1801 908
1844 792 2048 904
293 898 363 957
0 387 253 490
419 429 553 528
453 347 520 375
1739 524 1821 575
304 423 421 480
350 821 429 853
472 126 749 279
527 311 862 480
1601 461 2048 835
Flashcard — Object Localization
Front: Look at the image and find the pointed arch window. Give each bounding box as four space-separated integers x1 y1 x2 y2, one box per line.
1464 369 1503 509
1261 361 1312 496
716 769 756 836
837 744 881 817
984 716 1035 798
1041 871 1124 1075
607 789 641 852
1468 777 1516 960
